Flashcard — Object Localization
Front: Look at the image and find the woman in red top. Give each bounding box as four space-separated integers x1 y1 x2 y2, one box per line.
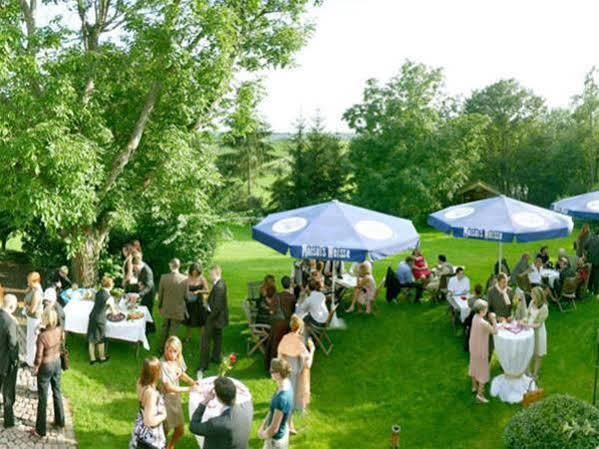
411 248 432 284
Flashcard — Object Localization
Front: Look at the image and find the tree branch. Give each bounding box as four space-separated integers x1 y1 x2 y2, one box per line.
18 0 42 96
99 80 162 200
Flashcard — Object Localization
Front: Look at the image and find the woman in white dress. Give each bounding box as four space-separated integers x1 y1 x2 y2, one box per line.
521 286 548 378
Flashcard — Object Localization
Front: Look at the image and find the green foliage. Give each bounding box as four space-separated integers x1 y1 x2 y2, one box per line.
504 394 599 449
0 0 320 282
344 61 488 221
269 116 353 210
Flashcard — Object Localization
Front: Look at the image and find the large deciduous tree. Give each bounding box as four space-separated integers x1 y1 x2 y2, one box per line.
0 0 321 284
344 61 488 221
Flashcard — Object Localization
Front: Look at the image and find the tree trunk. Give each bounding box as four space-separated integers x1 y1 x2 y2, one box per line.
71 227 109 287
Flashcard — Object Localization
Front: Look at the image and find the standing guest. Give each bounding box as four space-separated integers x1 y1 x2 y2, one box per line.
87 276 118 365
133 254 156 334
447 267 470 297
158 259 188 353
24 272 43 368
395 257 424 302
161 336 199 449
122 242 135 289
295 279 328 332
46 266 72 301
584 228 599 295
32 308 65 438
522 287 548 378
132 239 143 255
467 284 484 309
0 294 19 428
577 223 591 258
537 246 550 267
463 285 484 352
43 287 65 329
345 262 376 314
183 263 209 344
265 277 297 372
259 358 293 449
257 275 276 325
198 265 228 378
189 376 253 449
468 300 498 404
277 315 315 435
487 273 512 321
129 357 167 449
411 248 432 284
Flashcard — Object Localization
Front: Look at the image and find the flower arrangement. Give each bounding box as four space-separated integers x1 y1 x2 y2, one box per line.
219 353 237 377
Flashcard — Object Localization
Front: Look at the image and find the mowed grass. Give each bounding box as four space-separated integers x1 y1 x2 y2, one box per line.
61 225 599 448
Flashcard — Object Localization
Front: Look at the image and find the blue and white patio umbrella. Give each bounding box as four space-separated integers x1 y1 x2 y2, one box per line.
428 195 574 272
551 191 599 220
252 200 420 262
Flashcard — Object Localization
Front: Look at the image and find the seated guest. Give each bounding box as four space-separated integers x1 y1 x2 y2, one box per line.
411 248 432 285
467 284 484 309
395 257 423 303
256 275 275 325
487 273 512 321
537 246 550 267
494 258 510 276
427 255 453 291
345 262 376 314
511 253 531 280
190 376 253 449
309 268 324 291
295 280 328 330
527 256 544 288
558 247 578 271
323 260 343 281
447 267 470 297
468 300 498 403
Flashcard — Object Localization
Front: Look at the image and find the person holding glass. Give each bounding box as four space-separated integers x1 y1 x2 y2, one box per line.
468 299 498 404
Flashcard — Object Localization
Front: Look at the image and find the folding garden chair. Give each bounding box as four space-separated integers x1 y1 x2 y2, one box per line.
308 304 338 356
241 299 270 355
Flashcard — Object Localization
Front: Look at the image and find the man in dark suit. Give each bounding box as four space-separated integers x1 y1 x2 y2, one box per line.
189 376 252 449
0 294 20 428
584 229 599 295
133 254 156 333
198 265 228 376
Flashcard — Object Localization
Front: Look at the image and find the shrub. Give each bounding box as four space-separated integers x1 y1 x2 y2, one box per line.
504 394 599 449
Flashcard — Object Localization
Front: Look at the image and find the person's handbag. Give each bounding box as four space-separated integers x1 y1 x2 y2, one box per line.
60 348 69 371
132 409 163 449
522 377 544 407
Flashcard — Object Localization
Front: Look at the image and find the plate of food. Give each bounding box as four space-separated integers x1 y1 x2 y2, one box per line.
127 311 145 321
107 312 126 322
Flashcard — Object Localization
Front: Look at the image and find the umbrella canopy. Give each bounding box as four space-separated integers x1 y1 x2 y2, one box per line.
252 200 420 262
428 195 573 243
551 191 599 220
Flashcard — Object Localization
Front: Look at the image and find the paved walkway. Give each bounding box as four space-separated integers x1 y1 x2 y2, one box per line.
0 368 77 448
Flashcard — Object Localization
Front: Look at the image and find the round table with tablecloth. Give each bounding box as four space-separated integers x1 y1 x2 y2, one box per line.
188 376 252 448
490 326 536 403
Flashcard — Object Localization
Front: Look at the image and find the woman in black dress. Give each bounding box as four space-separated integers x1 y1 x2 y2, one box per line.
183 263 208 343
87 276 118 365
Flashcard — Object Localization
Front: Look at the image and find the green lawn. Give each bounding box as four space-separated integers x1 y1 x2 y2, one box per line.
62 225 599 448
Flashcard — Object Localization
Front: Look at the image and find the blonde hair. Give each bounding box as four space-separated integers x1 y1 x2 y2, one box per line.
102 275 114 289
27 272 41 284
42 307 58 328
164 336 185 367
289 314 304 333
531 287 546 306
359 262 372 276
270 357 292 378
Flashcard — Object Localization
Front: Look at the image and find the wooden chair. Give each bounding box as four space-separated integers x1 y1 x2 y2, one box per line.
371 275 386 312
308 304 338 356
247 281 262 302
556 277 578 312
241 299 271 355
434 273 452 304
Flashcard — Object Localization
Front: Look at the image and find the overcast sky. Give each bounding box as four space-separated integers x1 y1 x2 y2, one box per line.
259 0 599 132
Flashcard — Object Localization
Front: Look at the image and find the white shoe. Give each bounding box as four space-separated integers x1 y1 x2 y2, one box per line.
196 370 203 380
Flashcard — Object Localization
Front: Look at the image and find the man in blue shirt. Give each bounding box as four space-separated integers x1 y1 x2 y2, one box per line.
396 256 423 302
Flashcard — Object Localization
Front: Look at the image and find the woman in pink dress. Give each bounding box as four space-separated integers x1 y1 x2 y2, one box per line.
411 249 432 284
468 299 497 404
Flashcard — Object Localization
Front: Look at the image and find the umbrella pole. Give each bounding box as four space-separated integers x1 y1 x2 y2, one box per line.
498 241 503 274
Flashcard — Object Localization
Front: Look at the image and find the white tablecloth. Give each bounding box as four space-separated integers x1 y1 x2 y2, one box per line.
447 293 471 322
63 297 153 350
335 273 357 289
490 327 535 403
188 376 252 448
541 269 559 288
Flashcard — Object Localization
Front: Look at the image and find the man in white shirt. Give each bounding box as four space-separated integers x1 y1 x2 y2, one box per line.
447 267 470 297
527 256 544 286
295 279 329 328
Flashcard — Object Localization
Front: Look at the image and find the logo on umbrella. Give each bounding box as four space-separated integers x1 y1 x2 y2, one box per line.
272 216 308 234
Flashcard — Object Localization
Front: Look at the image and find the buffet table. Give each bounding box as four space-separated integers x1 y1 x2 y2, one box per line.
490 326 535 403
64 293 153 352
188 376 253 448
